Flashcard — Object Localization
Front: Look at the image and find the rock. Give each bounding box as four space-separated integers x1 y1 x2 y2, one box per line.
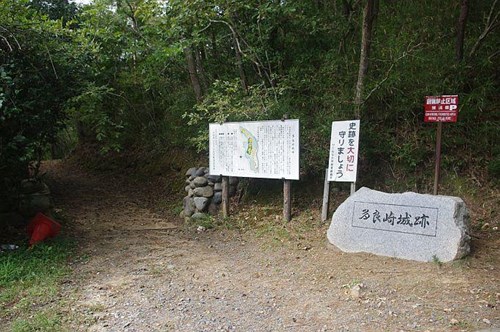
191 212 208 222
212 192 222 204
187 188 194 197
207 174 222 183
350 284 365 299
18 193 52 217
189 182 196 189
194 197 209 212
214 183 222 191
183 196 196 217
327 187 470 262
185 167 197 177
193 186 214 198
20 179 49 195
193 176 208 187
197 225 206 232
184 185 191 193
195 167 207 176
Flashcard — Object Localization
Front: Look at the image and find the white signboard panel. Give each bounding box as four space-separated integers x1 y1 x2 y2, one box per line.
209 120 300 180
328 120 360 182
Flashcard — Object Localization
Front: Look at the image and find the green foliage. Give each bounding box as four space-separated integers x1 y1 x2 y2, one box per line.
1 0 499 189
488 146 500 180
29 0 78 27
0 0 89 197
184 79 285 151
0 238 75 330
432 255 443 268
68 84 124 153
11 311 64 332
0 240 73 287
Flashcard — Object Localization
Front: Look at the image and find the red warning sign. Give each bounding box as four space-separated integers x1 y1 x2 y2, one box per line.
424 95 458 122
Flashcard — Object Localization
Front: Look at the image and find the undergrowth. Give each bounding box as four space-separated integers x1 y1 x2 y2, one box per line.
0 237 76 331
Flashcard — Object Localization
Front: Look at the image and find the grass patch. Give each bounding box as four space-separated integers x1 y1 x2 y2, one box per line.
11 310 65 332
0 237 75 330
431 254 443 268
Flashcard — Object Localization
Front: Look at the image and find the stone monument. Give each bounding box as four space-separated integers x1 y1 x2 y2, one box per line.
327 187 470 262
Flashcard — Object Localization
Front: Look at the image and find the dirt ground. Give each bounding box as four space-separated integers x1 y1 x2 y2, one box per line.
43 160 498 331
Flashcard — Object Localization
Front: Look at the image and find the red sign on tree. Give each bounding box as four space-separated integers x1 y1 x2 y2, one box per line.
424 95 459 122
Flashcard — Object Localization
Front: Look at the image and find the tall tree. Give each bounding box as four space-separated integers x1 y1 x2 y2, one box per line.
354 0 378 118
184 46 203 102
456 0 469 61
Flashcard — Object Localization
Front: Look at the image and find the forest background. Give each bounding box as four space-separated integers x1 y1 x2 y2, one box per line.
1 0 499 213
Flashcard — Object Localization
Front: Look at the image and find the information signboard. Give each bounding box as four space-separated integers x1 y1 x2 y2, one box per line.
209 120 300 180
328 120 360 182
424 95 458 122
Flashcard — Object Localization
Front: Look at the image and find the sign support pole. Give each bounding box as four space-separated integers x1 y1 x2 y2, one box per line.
221 176 229 217
433 122 443 195
350 182 356 196
281 114 292 222
283 179 292 222
321 168 330 222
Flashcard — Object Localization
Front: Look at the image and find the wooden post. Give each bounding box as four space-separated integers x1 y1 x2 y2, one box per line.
281 113 292 222
321 169 330 222
350 182 356 196
284 179 292 222
222 176 229 217
433 122 443 195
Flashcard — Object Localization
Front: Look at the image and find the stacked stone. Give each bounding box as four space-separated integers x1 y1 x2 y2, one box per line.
182 167 239 219
18 179 52 217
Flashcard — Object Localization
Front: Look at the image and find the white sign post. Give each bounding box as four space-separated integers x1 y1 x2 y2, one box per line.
327 120 360 183
322 120 361 221
209 119 300 220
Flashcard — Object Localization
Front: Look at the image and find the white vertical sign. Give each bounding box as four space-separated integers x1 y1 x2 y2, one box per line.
328 120 360 182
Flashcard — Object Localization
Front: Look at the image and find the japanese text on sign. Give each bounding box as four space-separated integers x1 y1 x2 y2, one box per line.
328 120 360 182
424 95 458 122
209 120 300 180
352 201 438 237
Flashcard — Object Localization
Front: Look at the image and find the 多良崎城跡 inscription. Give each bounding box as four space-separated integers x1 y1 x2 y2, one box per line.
352 201 438 237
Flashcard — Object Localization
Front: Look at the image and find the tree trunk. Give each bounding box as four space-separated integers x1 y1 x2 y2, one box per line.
456 0 469 62
354 0 378 118
184 46 203 102
231 31 248 92
194 46 208 92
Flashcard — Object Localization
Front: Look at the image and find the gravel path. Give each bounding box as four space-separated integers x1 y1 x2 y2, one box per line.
44 161 499 332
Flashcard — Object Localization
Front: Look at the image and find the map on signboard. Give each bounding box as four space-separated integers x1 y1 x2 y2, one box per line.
240 126 259 172
209 120 300 180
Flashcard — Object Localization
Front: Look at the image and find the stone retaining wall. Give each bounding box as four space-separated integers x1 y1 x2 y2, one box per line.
181 167 239 220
